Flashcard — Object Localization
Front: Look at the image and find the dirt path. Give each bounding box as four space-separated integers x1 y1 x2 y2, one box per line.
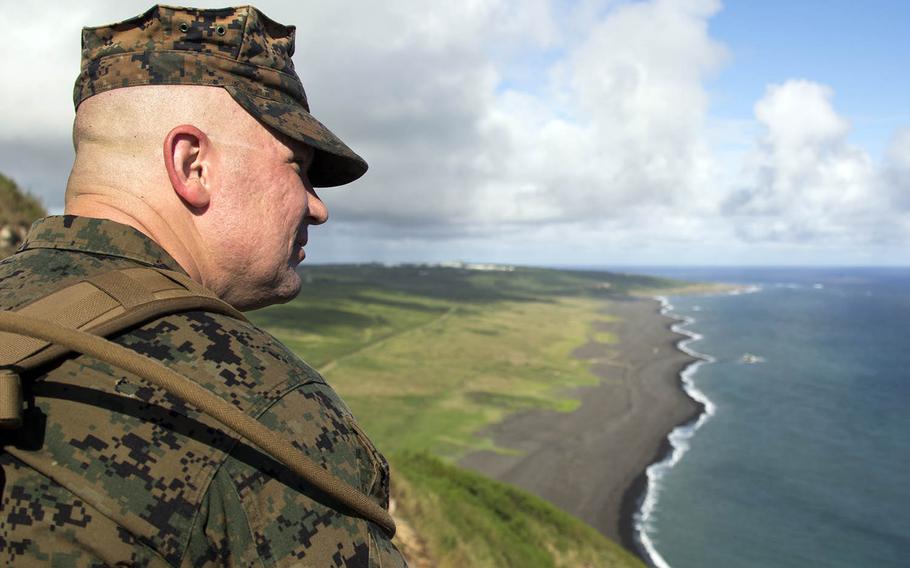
318 307 455 375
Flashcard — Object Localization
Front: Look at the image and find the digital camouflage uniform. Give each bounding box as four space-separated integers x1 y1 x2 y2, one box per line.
0 217 406 567
0 4 406 567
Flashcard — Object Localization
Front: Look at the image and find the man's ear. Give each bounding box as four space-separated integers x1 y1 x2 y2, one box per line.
163 125 213 210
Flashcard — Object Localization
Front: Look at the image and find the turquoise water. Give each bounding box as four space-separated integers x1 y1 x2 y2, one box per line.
629 268 910 568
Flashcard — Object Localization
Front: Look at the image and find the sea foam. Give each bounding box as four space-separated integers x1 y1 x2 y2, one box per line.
635 296 718 568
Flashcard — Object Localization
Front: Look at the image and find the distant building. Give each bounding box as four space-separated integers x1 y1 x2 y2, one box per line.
439 261 515 272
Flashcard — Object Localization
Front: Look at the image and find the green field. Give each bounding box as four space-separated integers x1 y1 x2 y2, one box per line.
249 264 682 567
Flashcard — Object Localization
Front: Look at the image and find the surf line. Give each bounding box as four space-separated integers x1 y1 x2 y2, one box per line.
634 296 717 568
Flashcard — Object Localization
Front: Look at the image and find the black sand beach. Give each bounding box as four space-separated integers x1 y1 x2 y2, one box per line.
459 296 701 558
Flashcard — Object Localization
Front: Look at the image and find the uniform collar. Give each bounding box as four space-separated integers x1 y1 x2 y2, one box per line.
19 215 186 274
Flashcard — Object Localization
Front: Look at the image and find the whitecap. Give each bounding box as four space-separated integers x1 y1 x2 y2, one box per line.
636 297 723 567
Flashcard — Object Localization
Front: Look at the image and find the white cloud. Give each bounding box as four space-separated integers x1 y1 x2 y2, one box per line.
884 128 910 207
0 3 83 138
307 0 729 241
724 79 897 244
491 0 728 223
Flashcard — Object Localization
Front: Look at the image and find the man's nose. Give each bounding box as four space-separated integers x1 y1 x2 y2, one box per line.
306 187 329 225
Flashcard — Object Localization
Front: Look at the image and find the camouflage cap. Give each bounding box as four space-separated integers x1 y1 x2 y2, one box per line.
74 5 367 188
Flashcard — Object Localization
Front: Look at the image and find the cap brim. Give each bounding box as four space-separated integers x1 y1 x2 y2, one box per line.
225 86 368 187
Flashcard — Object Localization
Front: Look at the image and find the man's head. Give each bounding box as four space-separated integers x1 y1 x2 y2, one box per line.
69 84 328 309
65 5 365 310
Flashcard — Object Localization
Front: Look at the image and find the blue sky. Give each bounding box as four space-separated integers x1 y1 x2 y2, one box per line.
1 0 908 266
708 0 909 158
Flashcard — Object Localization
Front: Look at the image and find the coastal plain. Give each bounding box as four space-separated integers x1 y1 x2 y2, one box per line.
249 264 701 567
460 297 701 551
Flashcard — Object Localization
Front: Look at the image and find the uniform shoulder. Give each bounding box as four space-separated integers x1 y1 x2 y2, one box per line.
115 308 330 416
0 247 142 310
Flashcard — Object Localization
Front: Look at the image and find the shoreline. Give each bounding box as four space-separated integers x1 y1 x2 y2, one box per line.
634 299 717 566
459 295 702 563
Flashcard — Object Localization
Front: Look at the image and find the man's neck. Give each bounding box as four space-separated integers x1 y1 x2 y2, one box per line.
65 192 203 282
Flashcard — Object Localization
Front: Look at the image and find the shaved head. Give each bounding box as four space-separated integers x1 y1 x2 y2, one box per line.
72 85 242 145
67 85 260 203
65 85 328 310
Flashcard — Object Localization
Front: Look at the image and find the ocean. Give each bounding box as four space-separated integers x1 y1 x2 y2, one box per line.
624 267 910 568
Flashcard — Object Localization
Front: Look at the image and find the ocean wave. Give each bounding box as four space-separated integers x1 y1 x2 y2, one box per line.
770 282 826 291
635 297 718 568
727 284 762 295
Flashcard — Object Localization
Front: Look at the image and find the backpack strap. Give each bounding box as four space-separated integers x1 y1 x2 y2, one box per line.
0 267 246 370
0 267 245 428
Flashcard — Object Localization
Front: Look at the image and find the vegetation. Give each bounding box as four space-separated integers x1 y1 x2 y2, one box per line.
393 452 643 568
0 173 46 257
250 264 685 567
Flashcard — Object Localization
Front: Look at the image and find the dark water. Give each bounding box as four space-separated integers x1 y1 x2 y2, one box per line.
622 268 910 568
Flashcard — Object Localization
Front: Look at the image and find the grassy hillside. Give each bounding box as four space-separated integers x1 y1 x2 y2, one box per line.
250 264 688 567
0 173 46 257
394 452 643 568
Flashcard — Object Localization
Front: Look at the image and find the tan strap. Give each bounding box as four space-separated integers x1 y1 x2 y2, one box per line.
0 283 117 363
153 268 219 298
0 311 396 537
0 369 22 429
0 268 245 367
15 296 246 371
87 270 154 309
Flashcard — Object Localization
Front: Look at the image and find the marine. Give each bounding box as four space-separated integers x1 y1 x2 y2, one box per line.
0 5 406 566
